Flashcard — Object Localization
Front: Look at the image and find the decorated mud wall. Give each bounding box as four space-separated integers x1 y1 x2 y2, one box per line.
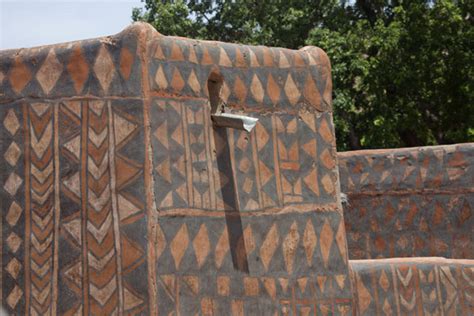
0 23 353 315
339 143 474 260
350 257 474 315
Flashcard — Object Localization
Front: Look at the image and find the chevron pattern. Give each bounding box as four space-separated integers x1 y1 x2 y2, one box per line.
2 23 474 316
350 259 474 315
26 103 59 315
84 100 121 314
56 99 147 315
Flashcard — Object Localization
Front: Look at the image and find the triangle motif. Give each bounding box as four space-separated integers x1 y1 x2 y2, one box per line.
114 113 137 146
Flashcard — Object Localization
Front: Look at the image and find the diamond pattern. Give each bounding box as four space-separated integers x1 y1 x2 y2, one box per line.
6 258 22 279
170 224 189 269
119 47 134 80
250 74 264 103
260 223 279 271
284 74 300 106
282 221 300 274
6 285 23 309
320 219 334 267
0 27 358 313
67 44 90 93
6 232 22 253
9 58 31 93
304 73 321 109
4 109 20 136
219 47 232 67
6 201 22 226
233 76 247 103
267 74 280 105
4 142 21 166
340 143 473 260
36 49 63 94
303 220 317 265
4 172 23 196
93 45 115 92
193 224 210 268
145 39 331 115
187 70 201 94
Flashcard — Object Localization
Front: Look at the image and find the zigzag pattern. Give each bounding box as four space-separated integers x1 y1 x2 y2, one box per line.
86 101 120 314
28 103 56 315
56 100 84 315
110 102 148 314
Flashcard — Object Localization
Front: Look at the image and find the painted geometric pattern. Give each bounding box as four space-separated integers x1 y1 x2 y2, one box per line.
151 98 339 213
350 258 474 315
339 144 474 260
154 211 352 314
0 28 142 100
338 144 474 193
149 36 332 112
344 194 473 260
1 103 26 314
1 99 147 315
148 94 353 313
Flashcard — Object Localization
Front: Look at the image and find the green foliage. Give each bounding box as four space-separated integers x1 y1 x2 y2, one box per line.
133 0 474 151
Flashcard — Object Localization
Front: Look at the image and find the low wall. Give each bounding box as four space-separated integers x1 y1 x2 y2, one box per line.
350 257 474 315
338 143 474 260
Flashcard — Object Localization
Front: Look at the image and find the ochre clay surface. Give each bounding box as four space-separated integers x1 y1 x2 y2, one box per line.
1 22 472 315
0 23 352 315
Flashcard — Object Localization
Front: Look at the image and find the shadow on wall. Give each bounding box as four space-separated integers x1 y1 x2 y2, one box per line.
214 127 250 272
208 71 250 272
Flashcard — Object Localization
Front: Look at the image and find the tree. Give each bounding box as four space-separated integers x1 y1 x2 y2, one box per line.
133 0 474 151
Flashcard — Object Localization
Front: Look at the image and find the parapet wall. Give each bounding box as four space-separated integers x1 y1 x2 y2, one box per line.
0 23 353 315
338 143 474 260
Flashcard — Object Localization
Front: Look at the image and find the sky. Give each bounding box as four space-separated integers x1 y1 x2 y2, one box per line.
0 0 144 50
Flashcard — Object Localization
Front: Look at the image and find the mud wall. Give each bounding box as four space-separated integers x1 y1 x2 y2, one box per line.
145 28 352 315
0 23 353 315
339 143 474 260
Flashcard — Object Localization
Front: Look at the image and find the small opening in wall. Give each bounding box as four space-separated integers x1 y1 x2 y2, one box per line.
207 72 224 114
208 71 258 132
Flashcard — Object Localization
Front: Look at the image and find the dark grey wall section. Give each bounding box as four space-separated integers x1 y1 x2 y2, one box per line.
338 143 474 259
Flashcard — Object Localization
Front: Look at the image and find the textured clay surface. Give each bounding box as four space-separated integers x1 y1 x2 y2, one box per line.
339 144 474 260
0 23 352 315
350 258 474 315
